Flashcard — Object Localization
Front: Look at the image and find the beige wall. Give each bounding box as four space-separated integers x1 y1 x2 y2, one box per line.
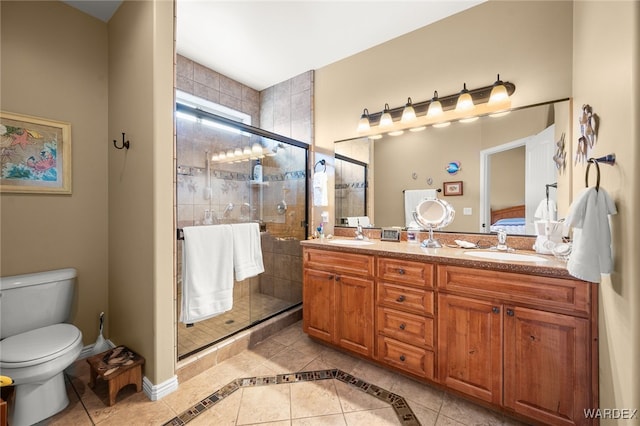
0 1 109 345
572 1 639 421
108 0 175 384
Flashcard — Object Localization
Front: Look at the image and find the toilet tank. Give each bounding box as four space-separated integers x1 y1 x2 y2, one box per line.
0 268 77 339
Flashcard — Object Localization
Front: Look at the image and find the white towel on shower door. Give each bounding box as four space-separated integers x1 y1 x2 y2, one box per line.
231 222 265 281
313 171 329 206
181 225 234 324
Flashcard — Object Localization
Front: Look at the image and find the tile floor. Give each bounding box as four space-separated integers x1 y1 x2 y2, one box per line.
39 321 527 425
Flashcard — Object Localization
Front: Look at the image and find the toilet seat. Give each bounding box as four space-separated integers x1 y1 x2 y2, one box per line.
0 323 82 367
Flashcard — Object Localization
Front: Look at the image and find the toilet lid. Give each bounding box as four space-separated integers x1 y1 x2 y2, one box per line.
0 324 81 366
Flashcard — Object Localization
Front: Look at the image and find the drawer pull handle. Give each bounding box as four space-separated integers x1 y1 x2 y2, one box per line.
399 355 406 362
399 323 406 330
506 309 515 317
335 276 341 282
397 268 405 275
396 295 406 302
492 307 500 314
327 275 334 280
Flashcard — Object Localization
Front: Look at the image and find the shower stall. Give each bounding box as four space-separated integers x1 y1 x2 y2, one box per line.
175 101 307 360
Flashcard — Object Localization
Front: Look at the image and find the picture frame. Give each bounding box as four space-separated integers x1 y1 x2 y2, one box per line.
1 111 71 194
443 180 463 196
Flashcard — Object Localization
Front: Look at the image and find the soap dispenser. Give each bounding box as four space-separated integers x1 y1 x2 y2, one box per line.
253 159 263 182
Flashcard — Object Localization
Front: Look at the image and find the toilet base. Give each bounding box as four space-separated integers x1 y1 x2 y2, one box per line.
9 372 69 426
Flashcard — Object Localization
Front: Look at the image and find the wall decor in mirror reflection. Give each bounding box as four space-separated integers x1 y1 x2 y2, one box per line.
0 111 72 194
444 181 463 196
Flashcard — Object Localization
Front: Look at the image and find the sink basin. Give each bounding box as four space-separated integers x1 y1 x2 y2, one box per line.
464 251 548 262
328 239 375 246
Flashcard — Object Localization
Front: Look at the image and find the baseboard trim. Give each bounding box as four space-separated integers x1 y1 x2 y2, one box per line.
143 375 179 401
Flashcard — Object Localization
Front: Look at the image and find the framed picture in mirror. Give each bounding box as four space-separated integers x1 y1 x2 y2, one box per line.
443 181 463 196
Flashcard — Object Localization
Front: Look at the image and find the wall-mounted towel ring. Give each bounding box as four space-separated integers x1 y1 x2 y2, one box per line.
585 153 615 192
314 159 326 173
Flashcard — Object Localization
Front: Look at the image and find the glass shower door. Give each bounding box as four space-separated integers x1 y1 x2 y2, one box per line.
176 103 307 360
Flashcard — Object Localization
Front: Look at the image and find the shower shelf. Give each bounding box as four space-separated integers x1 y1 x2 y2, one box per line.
249 180 269 186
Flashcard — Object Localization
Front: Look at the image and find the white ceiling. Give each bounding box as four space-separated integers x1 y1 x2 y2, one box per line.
66 0 484 91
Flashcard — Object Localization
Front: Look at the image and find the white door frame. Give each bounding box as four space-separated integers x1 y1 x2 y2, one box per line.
479 137 528 233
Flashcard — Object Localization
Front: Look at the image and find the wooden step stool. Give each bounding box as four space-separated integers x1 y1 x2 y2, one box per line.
87 346 144 406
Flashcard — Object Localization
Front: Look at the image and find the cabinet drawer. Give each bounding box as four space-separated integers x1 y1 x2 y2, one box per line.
437 265 590 317
377 307 433 349
378 258 434 288
377 282 434 316
303 248 374 277
377 336 434 380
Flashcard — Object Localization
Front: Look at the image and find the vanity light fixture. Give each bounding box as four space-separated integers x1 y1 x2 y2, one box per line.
409 126 427 132
357 108 371 132
369 134 383 140
455 83 474 112
388 130 405 136
401 98 417 123
379 103 393 127
459 116 479 123
356 75 515 135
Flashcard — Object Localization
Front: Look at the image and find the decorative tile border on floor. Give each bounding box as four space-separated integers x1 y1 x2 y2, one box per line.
163 368 421 426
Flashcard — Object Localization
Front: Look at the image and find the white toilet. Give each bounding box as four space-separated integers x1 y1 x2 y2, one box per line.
0 268 83 426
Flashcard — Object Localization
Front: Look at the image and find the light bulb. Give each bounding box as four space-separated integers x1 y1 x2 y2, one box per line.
426 91 443 118
455 83 474 112
379 103 393 127
401 98 416 123
357 108 371 132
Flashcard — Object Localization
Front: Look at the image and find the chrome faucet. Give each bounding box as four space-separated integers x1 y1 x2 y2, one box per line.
355 219 364 240
496 229 508 251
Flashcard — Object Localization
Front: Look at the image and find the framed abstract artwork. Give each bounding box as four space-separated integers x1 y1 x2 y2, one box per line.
0 111 71 194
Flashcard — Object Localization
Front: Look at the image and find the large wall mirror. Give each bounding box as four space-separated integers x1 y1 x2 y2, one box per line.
335 99 571 236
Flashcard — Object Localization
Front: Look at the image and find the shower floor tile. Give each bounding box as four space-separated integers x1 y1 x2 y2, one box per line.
178 293 294 357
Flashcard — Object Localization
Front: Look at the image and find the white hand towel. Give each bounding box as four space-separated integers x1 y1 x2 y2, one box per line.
231 222 265 281
404 189 437 227
181 225 234 324
313 171 328 206
564 187 617 283
534 198 557 220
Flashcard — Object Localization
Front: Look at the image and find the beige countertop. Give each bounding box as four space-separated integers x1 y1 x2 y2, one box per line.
301 237 574 280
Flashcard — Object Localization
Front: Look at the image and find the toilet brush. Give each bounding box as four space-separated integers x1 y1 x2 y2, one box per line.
91 312 110 355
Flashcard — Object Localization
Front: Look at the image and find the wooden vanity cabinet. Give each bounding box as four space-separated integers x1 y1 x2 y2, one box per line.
437 265 596 426
302 248 375 357
376 257 436 380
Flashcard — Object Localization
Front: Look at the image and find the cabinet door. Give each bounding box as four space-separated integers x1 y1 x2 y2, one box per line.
302 268 335 343
335 274 374 357
438 294 502 404
504 306 591 426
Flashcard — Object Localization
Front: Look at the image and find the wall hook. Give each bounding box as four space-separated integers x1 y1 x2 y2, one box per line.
113 132 130 150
